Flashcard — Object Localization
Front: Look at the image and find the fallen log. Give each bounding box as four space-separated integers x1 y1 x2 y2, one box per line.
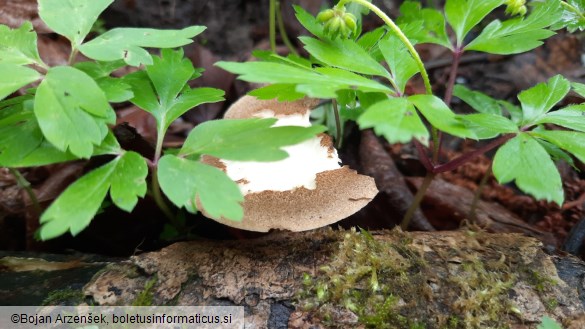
78 229 584 329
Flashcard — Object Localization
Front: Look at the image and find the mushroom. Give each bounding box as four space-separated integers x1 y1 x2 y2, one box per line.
202 95 378 232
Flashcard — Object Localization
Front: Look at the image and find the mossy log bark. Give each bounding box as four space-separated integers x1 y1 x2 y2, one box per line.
81 229 585 329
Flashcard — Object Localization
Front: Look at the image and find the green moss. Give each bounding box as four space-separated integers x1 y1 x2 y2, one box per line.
132 276 157 306
42 289 85 306
296 228 551 329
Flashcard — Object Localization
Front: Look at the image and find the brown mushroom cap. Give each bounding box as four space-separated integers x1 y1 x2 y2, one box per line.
200 96 378 232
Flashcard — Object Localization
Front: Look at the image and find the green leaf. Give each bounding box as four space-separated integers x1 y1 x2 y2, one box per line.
0 22 44 65
465 0 562 54
158 155 243 219
0 63 41 100
108 152 148 211
78 26 205 66
518 75 570 125
164 87 224 130
146 48 194 108
358 97 429 145
397 1 451 48
300 37 390 78
38 0 113 47
408 94 476 139
96 77 134 103
294 5 325 39
74 60 127 79
492 133 563 205
216 61 394 99
572 81 585 98
458 113 519 139
444 0 505 46
248 84 306 101
453 85 502 115
180 118 326 161
379 33 419 94
124 51 224 133
551 0 585 32
535 105 585 132
38 151 147 240
122 71 159 113
532 130 585 163
34 66 115 158
536 139 576 168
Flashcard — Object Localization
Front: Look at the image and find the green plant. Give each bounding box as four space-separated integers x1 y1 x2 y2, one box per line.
217 0 585 229
0 0 325 240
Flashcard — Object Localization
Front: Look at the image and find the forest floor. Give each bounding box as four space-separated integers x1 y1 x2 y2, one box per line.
0 0 584 262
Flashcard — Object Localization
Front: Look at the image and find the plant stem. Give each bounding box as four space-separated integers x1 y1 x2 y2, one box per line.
269 0 277 52
276 1 299 56
151 129 178 225
67 47 79 66
332 99 343 149
336 0 432 95
401 172 435 230
9 168 41 216
469 162 492 221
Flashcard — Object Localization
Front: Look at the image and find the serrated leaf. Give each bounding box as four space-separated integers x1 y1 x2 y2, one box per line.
458 113 519 139
293 5 325 39
535 105 585 132
465 0 562 54
408 94 476 139
180 118 326 161
34 66 115 158
248 84 306 101
74 60 127 79
572 81 585 98
122 71 159 112
38 0 113 47
444 0 505 46
379 33 419 94
532 130 585 163
397 1 451 48
96 77 134 103
146 48 194 108
158 155 243 219
453 85 502 115
518 75 570 125
164 87 224 130
124 51 224 133
492 133 563 205
357 26 387 52
300 37 390 78
216 61 394 99
109 152 148 211
536 139 576 168
551 0 585 32
0 63 41 100
38 151 147 240
0 22 44 65
79 26 205 66
358 97 429 145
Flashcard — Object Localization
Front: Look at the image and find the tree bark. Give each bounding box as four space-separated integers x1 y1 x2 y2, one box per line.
79 229 585 329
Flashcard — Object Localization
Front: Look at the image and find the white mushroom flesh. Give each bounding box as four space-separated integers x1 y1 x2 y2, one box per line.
222 109 341 195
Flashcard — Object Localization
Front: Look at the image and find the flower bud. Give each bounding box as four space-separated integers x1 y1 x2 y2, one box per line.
504 0 527 16
317 9 335 23
316 6 358 39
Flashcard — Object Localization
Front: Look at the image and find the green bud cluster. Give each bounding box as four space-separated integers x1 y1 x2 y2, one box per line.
316 6 357 39
504 0 527 16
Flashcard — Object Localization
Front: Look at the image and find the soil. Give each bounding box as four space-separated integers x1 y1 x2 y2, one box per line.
1 0 585 309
